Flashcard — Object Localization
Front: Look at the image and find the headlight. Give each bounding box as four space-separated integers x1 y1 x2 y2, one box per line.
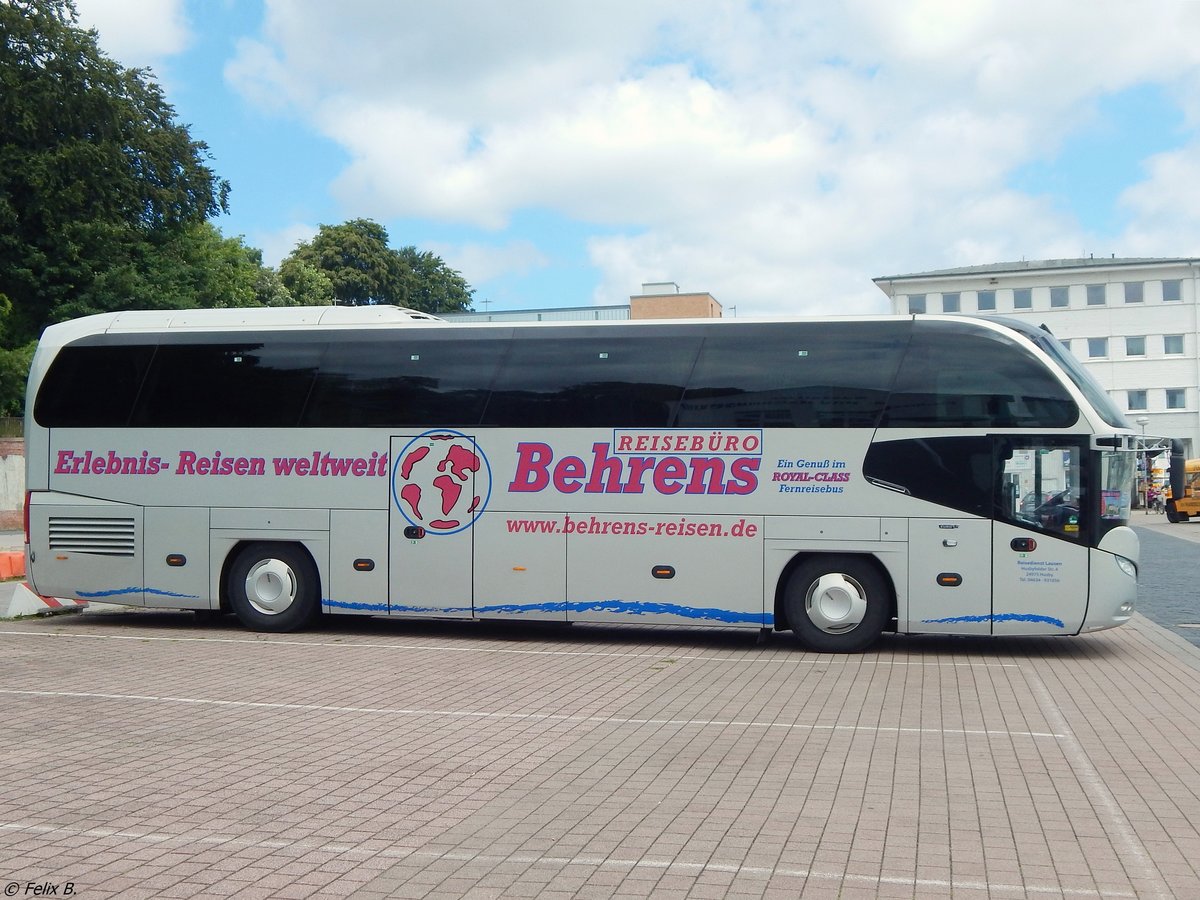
1115 555 1137 579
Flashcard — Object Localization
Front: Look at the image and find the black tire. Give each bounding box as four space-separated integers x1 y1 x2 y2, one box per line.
226 542 319 633
783 555 890 653
1167 501 1186 524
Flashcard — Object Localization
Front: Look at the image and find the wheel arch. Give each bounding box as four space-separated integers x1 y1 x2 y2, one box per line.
218 538 324 616
773 551 898 633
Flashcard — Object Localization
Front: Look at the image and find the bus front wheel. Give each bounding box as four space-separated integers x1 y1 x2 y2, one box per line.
227 542 319 633
784 556 889 653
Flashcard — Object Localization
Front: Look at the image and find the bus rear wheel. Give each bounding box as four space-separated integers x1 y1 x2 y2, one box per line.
784 555 889 653
227 542 319 633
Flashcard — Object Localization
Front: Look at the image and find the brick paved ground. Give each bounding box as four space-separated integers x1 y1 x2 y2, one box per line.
1133 522 1200 649
1 608 1198 898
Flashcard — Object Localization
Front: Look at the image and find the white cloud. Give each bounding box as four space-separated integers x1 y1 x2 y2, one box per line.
253 223 319 268
1117 142 1200 255
240 0 678 120
225 0 1200 314
73 0 190 68
223 36 299 114
440 241 549 285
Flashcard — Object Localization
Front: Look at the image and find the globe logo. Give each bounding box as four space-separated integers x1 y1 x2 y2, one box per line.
392 431 491 535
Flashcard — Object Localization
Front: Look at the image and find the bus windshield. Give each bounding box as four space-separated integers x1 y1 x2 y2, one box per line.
1001 318 1130 429
1099 450 1135 537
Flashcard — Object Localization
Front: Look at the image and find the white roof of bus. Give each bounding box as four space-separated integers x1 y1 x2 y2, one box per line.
40 306 1020 348
107 305 441 329
38 305 443 347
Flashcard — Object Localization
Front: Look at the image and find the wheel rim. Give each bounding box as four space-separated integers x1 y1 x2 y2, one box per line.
244 558 298 616
805 572 868 634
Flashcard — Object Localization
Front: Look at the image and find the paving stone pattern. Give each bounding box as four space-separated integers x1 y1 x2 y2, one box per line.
1 603 1199 897
1133 521 1200 648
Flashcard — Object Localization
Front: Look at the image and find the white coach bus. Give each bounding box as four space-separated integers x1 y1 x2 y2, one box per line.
23 306 1139 652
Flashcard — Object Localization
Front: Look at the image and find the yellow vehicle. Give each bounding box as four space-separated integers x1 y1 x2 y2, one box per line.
1166 454 1200 523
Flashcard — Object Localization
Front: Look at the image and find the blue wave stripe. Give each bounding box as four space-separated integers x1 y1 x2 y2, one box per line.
325 600 391 612
77 586 201 599
324 598 771 626
921 612 1065 628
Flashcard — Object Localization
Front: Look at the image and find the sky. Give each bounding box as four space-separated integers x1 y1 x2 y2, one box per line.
70 0 1200 317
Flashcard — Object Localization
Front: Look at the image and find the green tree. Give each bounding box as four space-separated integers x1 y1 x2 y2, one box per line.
284 219 473 313
277 259 334 307
253 266 298 307
49 222 271 320
0 341 36 417
0 0 232 343
284 219 412 307
396 245 473 314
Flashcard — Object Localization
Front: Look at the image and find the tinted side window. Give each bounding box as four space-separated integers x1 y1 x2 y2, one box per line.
305 338 505 427
863 437 993 516
132 343 323 427
483 335 700 428
678 323 908 428
35 345 155 427
880 322 1078 428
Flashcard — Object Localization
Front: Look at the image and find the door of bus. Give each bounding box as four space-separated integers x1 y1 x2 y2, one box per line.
991 439 1090 635
388 432 480 617
907 518 992 635
902 436 1089 636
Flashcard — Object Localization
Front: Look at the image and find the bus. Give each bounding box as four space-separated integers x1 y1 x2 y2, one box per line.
23 307 1140 652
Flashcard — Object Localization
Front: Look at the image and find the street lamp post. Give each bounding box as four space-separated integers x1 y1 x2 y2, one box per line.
1136 416 1150 509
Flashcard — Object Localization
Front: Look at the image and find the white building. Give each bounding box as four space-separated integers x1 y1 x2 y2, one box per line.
873 257 1200 456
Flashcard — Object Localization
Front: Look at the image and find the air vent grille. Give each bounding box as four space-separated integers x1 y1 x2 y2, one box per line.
48 517 136 557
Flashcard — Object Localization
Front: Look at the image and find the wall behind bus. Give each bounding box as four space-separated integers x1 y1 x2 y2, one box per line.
0 438 23 531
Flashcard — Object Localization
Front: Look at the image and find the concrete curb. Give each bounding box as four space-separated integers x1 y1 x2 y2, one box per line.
4 581 87 618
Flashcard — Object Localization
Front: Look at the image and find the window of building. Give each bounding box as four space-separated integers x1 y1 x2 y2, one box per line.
1050 286 1069 308
1086 284 1106 306
1060 339 1071 351
1166 388 1186 410
1128 390 1147 411
976 290 996 311
1163 279 1182 302
941 292 960 313
907 294 926 314
1013 288 1032 309
1126 336 1145 356
1124 281 1144 303
1165 334 1185 355
1087 338 1108 358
